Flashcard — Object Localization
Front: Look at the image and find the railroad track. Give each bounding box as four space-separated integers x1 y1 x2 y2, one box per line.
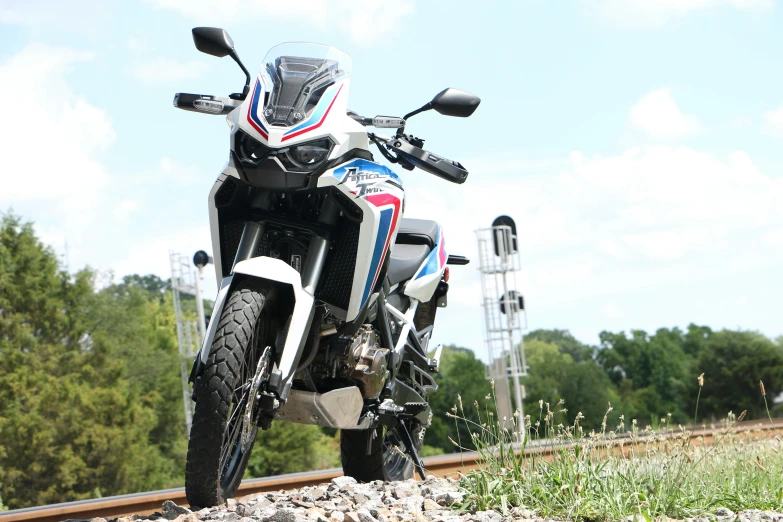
3 420 778 522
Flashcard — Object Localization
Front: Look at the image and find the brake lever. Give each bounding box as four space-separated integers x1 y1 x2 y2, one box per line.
368 133 403 166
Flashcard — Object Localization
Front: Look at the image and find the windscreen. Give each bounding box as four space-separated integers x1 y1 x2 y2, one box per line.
259 43 351 127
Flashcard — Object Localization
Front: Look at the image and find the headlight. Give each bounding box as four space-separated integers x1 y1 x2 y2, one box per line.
281 138 334 172
236 132 333 173
237 131 271 167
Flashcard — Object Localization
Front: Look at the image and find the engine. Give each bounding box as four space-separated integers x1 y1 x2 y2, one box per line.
343 326 389 399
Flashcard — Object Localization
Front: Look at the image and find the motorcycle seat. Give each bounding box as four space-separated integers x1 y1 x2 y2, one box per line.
395 218 439 248
387 243 431 285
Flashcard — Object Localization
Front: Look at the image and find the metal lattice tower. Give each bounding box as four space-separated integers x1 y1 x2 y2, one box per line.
476 223 527 436
170 251 207 434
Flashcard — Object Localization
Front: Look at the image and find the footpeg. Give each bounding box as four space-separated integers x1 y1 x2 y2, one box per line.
403 402 428 416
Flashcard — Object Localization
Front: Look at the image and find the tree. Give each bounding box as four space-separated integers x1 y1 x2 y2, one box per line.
689 329 783 422
116 274 170 300
525 329 594 362
596 328 690 422
426 345 493 452
0 214 181 508
522 339 616 429
559 360 618 429
89 282 188 481
522 339 572 413
246 422 339 477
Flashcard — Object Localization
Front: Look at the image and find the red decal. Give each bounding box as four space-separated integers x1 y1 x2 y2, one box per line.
281 84 344 142
365 193 402 292
246 81 268 139
438 230 447 266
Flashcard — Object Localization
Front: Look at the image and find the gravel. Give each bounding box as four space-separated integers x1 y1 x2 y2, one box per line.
71 477 783 522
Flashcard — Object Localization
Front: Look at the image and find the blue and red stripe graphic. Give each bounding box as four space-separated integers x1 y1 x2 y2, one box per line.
414 226 446 280
360 193 402 305
246 80 269 140
282 84 343 142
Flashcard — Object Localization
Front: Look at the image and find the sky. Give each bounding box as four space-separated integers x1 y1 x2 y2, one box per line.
1 0 782 359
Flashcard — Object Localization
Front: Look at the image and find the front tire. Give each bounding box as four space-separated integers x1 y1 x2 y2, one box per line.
185 282 271 508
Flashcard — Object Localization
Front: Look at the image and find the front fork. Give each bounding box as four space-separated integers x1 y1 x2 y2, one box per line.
190 196 340 403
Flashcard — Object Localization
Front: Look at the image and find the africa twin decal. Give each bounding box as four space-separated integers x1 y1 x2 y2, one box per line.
332 159 402 198
340 168 394 196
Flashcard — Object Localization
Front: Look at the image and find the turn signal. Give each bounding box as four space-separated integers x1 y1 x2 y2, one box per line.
443 266 450 282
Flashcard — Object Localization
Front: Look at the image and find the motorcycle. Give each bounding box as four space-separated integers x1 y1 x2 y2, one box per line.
174 27 480 507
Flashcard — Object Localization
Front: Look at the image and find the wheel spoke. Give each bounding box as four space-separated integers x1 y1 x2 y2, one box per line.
221 393 248 468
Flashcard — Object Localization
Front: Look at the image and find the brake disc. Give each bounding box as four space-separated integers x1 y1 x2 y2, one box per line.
241 346 271 450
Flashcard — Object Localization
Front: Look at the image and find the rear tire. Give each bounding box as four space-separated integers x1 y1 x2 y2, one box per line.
340 422 423 482
185 282 270 508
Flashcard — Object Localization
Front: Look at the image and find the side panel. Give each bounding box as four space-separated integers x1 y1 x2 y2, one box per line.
208 164 241 286
318 159 405 321
403 226 447 301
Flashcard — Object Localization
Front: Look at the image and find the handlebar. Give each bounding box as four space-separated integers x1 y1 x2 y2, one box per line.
173 93 239 115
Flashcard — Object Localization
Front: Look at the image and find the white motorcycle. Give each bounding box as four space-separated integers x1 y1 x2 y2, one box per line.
174 28 479 507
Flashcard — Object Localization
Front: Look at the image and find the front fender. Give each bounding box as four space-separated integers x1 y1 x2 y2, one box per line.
194 257 314 401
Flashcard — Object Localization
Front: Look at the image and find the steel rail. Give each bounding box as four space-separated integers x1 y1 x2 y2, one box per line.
2 420 778 522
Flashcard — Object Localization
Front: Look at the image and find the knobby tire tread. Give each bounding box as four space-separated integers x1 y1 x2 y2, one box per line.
185 282 265 508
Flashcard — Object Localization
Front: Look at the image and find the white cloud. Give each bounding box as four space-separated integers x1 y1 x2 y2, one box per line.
600 303 626 319
764 105 783 135
132 57 209 86
111 225 212 285
592 0 773 27
628 88 706 139
0 44 114 212
0 44 215 293
404 145 783 312
147 0 415 45
0 0 112 30
157 156 204 185
113 200 139 221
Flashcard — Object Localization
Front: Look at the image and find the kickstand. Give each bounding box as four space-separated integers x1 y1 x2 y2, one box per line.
398 421 426 480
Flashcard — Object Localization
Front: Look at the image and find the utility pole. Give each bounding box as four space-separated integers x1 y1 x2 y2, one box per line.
476 216 528 439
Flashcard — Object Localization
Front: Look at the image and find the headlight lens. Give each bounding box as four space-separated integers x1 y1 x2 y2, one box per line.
236 132 333 173
282 138 333 172
237 131 271 167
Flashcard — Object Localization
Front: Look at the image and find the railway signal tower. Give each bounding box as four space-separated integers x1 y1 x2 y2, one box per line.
476 216 528 437
169 251 210 434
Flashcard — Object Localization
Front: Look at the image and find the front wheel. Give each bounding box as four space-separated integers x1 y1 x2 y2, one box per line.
185 282 274 508
340 422 423 482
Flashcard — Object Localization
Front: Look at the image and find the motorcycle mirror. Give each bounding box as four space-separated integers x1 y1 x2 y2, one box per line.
192 27 235 58
191 27 251 100
430 88 481 118
397 87 480 137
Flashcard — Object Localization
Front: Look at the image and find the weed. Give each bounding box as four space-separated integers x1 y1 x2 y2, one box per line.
454 373 783 521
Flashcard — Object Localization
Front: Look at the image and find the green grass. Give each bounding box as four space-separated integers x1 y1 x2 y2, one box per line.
451 381 783 521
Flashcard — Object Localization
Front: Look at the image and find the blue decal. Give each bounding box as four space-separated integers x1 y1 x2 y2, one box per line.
361 208 393 305
415 249 441 280
414 226 442 280
248 80 269 136
331 159 402 184
283 85 340 136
